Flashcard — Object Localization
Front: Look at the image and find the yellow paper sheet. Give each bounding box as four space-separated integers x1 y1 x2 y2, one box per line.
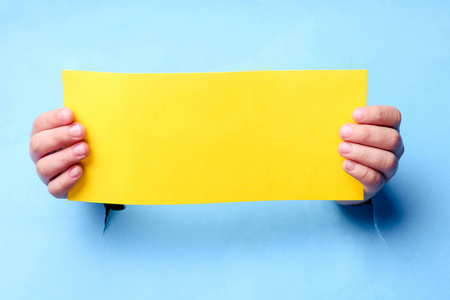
63 70 366 205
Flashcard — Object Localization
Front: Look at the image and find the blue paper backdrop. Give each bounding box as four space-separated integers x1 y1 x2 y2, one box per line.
1 1 449 299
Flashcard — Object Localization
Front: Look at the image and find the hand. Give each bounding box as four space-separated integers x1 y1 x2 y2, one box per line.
337 105 404 205
30 108 89 198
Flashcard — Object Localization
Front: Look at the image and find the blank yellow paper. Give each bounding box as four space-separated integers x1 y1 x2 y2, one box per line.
63 70 366 205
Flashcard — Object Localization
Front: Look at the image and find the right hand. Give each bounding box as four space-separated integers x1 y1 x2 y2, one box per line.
30 108 89 198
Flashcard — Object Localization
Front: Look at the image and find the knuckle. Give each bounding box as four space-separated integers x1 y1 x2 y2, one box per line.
362 126 373 143
57 176 69 191
59 145 83 166
32 111 47 132
359 147 370 162
362 168 383 187
372 174 383 188
390 131 401 150
48 181 66 198
393 107 402 125
398 144 405 158
36 160 51 179
373 106 384 123
360 166 371 182
32 118 40 133
60 150 73 165
29 135 40 155
51 128 65 145
49 171 75 198
48 184 59 197
383 153 397 170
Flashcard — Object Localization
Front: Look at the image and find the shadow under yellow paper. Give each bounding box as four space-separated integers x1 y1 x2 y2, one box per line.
63 70 366 205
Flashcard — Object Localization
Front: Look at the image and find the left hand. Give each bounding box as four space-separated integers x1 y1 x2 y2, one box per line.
337 105 404 205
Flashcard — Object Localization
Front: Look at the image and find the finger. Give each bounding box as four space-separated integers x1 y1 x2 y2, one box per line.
31 108 74 136
30 122 86 163
352 105 402 130
338 142 398 180
36 142 89 184
339 123 404 158
342 160 386 200
47 165 83 198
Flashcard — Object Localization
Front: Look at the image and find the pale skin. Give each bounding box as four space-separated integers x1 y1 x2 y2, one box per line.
30 105 404 205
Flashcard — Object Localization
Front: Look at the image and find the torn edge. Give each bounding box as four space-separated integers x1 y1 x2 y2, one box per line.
103 204 125 233
369 201 385 243
353 199 385 243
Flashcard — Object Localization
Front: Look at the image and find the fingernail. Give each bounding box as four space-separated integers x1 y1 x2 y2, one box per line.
58 108 70 123
73 144 86 156
69 124 82 137
69 166 81 178
353 108 366 122
339 125 353 139
345 160 356 171
339 142 353 154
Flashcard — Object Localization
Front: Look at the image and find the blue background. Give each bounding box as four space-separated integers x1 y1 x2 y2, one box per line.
1 1 449 299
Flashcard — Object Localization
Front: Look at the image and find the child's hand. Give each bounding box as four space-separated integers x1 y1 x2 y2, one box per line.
337 105 404 205
30 108 89 198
